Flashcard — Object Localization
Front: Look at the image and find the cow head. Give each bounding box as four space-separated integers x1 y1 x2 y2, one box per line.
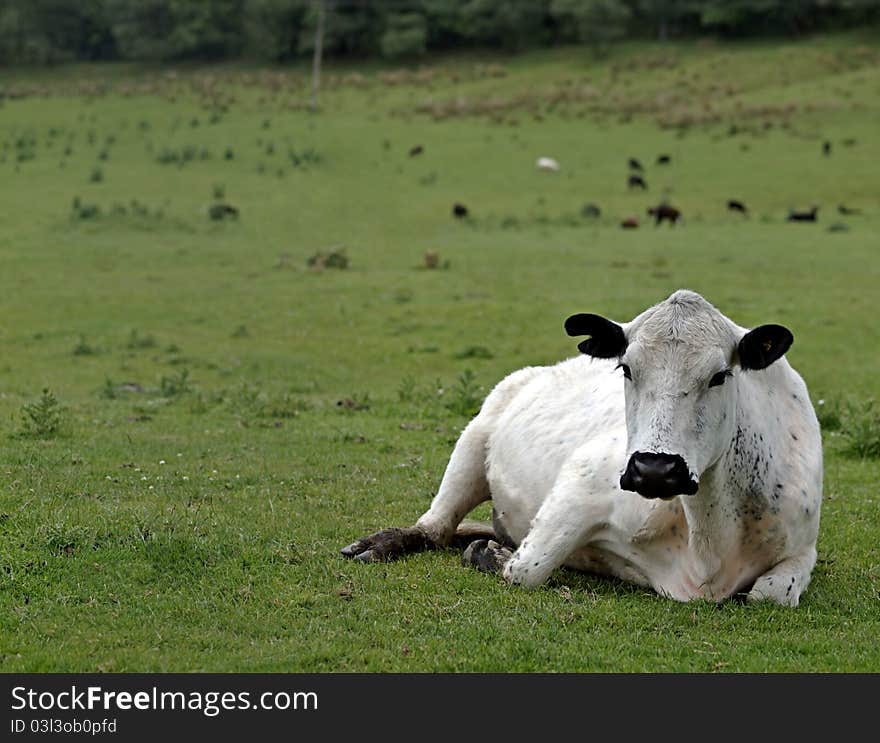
565 290 793 500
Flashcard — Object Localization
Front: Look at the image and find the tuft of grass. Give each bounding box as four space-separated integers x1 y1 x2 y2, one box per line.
840 400 880 458
445 369 481 418
72 334 98 356
18 388 65 438
454 345 494 360
160 369 191 398
815 397 843 432
127 329 157 350
307 248 348 270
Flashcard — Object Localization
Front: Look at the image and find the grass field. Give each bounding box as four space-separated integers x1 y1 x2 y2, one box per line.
1 31 879 672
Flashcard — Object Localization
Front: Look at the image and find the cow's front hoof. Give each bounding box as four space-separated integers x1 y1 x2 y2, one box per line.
340 526 435 563
462 539 513 574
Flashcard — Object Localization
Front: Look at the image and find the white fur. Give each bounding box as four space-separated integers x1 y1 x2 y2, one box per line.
416 290 822 605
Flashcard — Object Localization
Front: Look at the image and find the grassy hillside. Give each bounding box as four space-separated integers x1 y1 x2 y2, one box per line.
0 33 878 672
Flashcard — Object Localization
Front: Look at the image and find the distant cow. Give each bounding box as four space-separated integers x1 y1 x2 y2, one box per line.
787 206 818 223
727 199 748 215
656 154 671 165
208 203 239 221
628 157 643 171
581 203 602 219
409 145 424 157
342 290 822 606
620 216 639 229
648 203 681 226
452 203 469 218
628 174 647 190
536 157 560 172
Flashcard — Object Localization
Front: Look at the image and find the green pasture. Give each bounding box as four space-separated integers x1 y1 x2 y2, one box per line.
0 33 878 672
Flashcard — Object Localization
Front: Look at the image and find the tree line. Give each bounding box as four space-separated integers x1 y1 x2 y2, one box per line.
0 0 877 65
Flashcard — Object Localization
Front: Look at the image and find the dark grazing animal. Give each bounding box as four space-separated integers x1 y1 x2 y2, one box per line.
620 216 639 229
727 199 748 215
627 173 647 190
581 203 601 219
628 157 643 171
409 145 424 157
787 206 818 223
648 203 681 226
208 203 239 221
656 154 671 165
452 203 469 218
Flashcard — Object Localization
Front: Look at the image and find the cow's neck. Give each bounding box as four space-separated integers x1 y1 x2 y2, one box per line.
679 417 767 589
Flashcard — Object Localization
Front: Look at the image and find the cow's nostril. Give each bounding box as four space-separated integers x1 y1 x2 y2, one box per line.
634 456 675 477
632 452 680 479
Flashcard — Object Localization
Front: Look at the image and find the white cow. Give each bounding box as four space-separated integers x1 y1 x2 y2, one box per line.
536 156 560 172
342 290 823 605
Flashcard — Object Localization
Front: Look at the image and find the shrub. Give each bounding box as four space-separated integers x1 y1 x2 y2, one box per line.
841 400 880 458
19 388 64 438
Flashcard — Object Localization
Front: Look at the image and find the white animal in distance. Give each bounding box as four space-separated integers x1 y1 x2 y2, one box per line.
536 156 560 172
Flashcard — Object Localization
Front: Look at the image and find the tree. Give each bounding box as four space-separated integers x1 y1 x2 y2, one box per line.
380 12 429 59
243 0 310 62
0 0 115 64
458 0 552 51
636 0 695 41
550 0 633 56
108 0 245 61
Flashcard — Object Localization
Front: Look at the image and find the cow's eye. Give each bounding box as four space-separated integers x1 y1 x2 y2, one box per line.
709 370 732 388
616 363 632 380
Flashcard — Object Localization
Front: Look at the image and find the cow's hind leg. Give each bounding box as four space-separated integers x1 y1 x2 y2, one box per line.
341 417 492 562
746 550 816 607
341 367 540 564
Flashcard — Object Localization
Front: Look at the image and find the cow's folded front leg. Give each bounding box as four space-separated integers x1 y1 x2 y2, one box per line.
746 550 816 607
506 460 612 589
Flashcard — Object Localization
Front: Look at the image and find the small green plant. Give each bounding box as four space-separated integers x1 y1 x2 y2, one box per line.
397 375 417 403
307 248 348 270
160 369 191 398
212 183 226 200
127 329 157 350
445 369 481 418
267 393 310 419
454 345 494 360
815 397 843 432
89 166 103 183
841 400 880 458
72 334 97 356
100 377 117 400
19 388 64 438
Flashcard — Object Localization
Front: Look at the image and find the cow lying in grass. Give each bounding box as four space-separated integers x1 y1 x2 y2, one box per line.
342 290 822 606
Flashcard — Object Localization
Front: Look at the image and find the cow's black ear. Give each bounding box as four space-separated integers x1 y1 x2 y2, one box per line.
738 324 793 370
564 313 627 358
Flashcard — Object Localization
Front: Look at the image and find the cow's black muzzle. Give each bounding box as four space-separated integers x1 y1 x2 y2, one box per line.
620 452 698 500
